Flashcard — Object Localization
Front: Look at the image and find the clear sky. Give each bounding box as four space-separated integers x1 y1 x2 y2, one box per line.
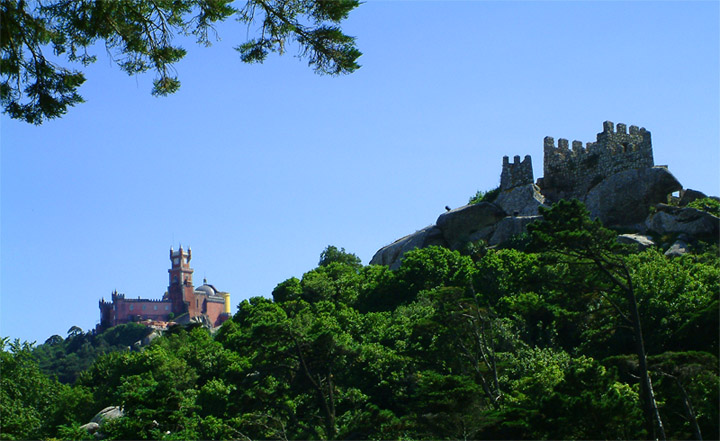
2 1 718 344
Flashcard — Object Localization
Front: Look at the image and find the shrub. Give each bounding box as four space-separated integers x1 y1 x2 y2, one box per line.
687 197 720 217
469 186 500 205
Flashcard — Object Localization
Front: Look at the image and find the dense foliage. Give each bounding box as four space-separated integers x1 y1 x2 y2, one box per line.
2 202 718 440
688 197 720 217
32 323 152 384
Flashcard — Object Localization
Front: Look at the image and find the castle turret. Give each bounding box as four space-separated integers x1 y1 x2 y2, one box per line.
500 154 534 190
222 292 231 315
97 293 115 332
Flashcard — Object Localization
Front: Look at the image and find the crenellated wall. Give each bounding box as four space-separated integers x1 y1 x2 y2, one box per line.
538 121 653 200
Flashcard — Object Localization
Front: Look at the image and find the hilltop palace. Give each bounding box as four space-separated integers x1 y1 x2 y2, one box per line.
97 246 230 331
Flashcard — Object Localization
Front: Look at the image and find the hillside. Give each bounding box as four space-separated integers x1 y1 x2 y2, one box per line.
2 198 718 440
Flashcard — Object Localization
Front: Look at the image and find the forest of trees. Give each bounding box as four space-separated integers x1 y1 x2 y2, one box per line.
2 201 718 440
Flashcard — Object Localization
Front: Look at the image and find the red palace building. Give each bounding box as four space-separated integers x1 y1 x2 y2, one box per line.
98 247 230 331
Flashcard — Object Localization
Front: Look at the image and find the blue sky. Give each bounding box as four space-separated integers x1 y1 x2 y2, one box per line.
2 1 718 344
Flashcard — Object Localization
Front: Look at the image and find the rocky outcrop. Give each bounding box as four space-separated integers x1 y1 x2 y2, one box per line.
79 422 100 434
370 203 512 269
493 183 546 216
142 330 161 346
646 204 720 237
665 240 690 257
370 226 446 270
81 406 124 436
583 167 682 227
617 233 655 251
678 188 707 207
91 406 124 424
435 202 506 250
489 216 541 246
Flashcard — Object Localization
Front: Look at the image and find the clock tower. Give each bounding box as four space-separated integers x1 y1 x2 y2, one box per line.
168 246 194 315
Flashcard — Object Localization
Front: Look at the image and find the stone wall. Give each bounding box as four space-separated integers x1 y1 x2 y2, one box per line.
539 121 653 200
500 154 534 190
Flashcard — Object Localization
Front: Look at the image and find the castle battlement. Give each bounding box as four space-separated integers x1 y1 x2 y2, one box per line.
122 297 171 303
540 121 654 200
543 137 595 155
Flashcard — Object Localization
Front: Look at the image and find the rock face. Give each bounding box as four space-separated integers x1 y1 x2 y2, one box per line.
489 216 541 246
646 204 720 237
435 202 506 250
190 314 214 328
617 233 656 251
679 188 707 207
665 240 690 257
79 422 99 434
91 406 124 425
583 167 682 227
493 184 546 216
370 226 446 270
142 330 161 346
81 406 124 437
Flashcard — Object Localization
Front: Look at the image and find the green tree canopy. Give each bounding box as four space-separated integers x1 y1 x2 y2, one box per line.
528 199 667 440
318 245 362 269
2 200 718 440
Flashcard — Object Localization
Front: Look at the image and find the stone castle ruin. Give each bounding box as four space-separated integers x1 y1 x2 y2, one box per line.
371 121 718 268
497 121 654 197
537 121 654 200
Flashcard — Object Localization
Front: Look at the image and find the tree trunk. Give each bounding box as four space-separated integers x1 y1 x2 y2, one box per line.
675 378 702 440
626 288 666 441
325 368 336 439
294 339 336 439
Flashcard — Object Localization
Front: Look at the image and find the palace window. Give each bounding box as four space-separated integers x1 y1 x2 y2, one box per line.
154 305 158 311
129 305 134 311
